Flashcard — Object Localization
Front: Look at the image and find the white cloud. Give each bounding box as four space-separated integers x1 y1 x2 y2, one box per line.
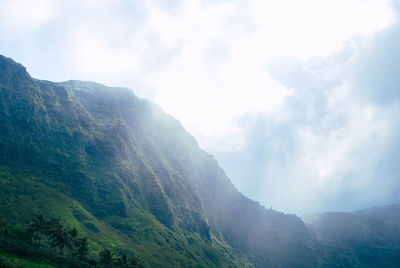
144 0 395 150
217 37 400 213
1 0 391 152
233 80 398 213
251 0 394 59
0 0 55 30
0 0 398 213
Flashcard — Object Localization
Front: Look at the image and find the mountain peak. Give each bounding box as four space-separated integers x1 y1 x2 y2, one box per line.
0 54 32 87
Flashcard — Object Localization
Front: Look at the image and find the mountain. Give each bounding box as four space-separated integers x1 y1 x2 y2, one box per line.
0 55 315 267
304 204 400 267
1 54 399 267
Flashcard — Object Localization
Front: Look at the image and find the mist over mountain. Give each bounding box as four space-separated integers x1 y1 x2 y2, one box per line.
0 55 399 267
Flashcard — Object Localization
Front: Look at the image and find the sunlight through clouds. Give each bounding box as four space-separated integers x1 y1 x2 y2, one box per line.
0 0 398 213
251 0 394 58
1 0 392 152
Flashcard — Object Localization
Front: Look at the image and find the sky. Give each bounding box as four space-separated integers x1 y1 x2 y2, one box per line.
0 0 399 214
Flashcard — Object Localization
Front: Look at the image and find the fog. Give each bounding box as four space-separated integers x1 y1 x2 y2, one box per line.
0 0 399 214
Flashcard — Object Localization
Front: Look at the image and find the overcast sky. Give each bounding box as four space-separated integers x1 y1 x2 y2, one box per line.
1 0 399 214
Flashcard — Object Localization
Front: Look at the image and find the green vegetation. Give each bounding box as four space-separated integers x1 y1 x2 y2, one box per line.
98 248 142 267
0 215 143 267
0 254 54 268
0 54 254 267
1 54 400 267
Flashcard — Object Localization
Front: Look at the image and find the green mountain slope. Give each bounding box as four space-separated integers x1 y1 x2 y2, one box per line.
0 55 315 267
3 55 399 267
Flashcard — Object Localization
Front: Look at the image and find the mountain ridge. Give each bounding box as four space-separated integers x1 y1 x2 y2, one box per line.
0 54 314 267
1 54 399 267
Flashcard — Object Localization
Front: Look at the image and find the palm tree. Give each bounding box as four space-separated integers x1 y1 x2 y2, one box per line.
99 249 115 265
74 237 89 260
128 255 142 267
118 253 128 265
28 214 46 244
29 214 45 229
45 217 63 238
46 218 68 253
68 227 78 239
66 227 78 250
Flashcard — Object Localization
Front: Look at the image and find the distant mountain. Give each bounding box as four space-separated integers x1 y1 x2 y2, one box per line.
304 204 400 267
0 55 399 267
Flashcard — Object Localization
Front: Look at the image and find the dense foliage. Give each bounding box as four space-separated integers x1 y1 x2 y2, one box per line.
0 215 143 267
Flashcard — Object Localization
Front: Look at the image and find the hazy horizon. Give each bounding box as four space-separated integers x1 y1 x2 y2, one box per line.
1 0 399 214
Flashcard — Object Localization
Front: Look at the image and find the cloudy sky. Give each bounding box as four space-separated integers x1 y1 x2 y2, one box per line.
1 0 399 214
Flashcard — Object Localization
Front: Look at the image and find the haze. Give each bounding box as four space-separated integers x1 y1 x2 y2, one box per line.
1 0 399 214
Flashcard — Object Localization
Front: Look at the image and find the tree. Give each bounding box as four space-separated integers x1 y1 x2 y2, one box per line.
21 215 97 266
51 226 68 253
128 255 143 267
68 227 78 240
44 217 69 253
99 248 115 265
28 214 46 244
117 253 143 268
73 237 89 260
0 221 8 236
118 253 129 265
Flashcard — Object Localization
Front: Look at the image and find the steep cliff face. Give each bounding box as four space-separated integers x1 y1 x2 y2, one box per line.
0 55 315 267
2 55 400 268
